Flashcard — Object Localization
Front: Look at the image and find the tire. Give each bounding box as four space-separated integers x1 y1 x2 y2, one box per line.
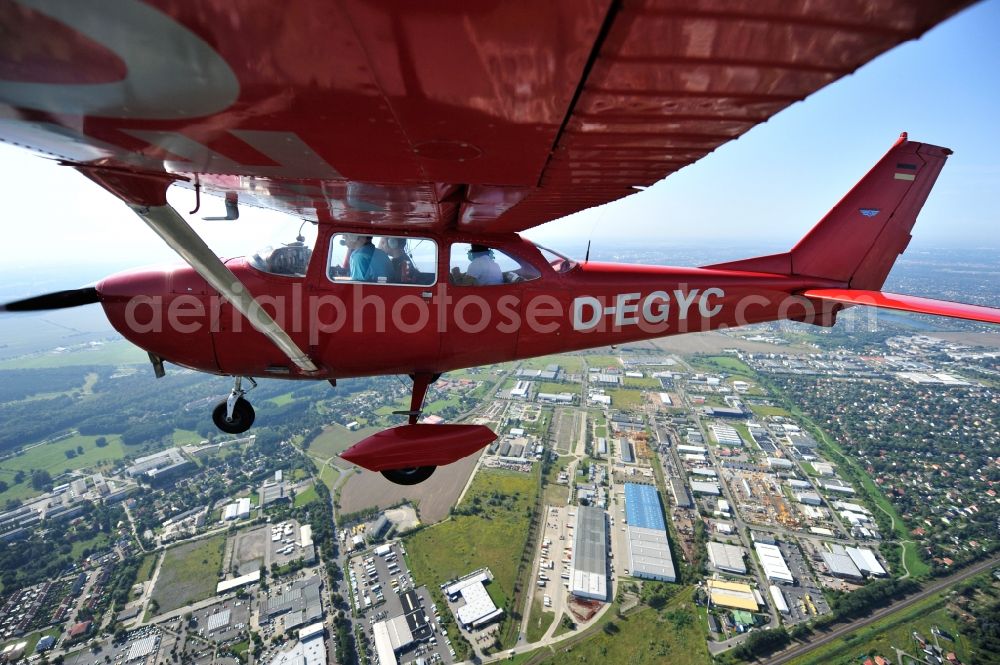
212 398 255 434
380 466 436 486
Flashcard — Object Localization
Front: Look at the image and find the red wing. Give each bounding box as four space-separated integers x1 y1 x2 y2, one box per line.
0 1 972 232
804 289 1000 325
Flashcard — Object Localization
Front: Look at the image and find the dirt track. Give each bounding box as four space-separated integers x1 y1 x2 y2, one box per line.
338 449 482 524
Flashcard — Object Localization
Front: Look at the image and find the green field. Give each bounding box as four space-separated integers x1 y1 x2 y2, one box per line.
151 534 226 613
0 340 147 369
800 462 817 476
0 434 128 474
293 484 319 507
307 424 378 460
624 376 662 389
537 382 577 396
520 355 586 373
316 464 341 494
269 392 296 406
608 389 644 409
172 429 204 445
536 589 710 665
0 627 62 656
525 598 555 643
750 404 792 418
130 553 160 600
586 354 621 368
785 594 971 665
405 467 540 647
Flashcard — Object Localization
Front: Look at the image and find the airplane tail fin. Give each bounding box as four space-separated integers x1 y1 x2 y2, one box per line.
706 133 952 290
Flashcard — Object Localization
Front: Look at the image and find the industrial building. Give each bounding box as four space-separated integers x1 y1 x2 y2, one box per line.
754 542 793 584
259 482 291 506
707 542 746 575
668 477 693 509
769 585 790 615
620 441 635 464
374 615 413 665
846 547 886 577
571 506 608 601
446 570 503 629
271 627 327 665
690 481 721 496
766 457 794 470
624 484 676 582
676 444 707 455
217 570 261 594
795 491 823 506
264 577 323 629
710 424 743 446
822 545 863 581
126 449 193 484
707 580 758 611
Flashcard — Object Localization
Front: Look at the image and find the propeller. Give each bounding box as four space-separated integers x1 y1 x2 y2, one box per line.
1 287 100 312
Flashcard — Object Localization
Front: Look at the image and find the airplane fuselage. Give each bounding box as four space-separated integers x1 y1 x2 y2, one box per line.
96 233 843 379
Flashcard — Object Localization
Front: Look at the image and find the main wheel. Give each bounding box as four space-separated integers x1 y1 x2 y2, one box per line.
381 466 436 486
212 398 255 434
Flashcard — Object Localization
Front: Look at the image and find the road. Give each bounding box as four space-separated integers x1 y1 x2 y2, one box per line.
767 554 1000 665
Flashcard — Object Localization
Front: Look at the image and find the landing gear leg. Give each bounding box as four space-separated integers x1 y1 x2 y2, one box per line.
212 376 257 434
382 372 440 484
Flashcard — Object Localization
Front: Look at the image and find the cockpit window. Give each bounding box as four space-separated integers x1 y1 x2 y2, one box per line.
248 227 317 277
449 243 541 286
328 234 437 285
535 244 579 273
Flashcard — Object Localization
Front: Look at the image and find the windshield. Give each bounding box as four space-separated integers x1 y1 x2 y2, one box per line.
248 225 317 277
534 244 579 273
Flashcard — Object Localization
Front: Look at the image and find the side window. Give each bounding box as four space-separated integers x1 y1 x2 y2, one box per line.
449 243 541 286
328 234 437 285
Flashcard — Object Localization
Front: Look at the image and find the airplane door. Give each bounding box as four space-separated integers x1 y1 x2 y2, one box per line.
439 242 542 369
310 233 443 377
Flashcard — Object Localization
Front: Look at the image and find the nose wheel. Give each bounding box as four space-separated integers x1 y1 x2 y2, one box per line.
381 466 436 485
212 377 257 434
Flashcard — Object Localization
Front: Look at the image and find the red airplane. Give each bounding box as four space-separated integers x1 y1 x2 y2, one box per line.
1 1 998 485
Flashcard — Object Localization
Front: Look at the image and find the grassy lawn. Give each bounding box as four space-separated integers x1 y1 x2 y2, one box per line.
608 389 644 409
172 429 204 445
785 593 971 665
800 461 817 476
520 355 586 373
536 381 577 396
750 404 792 418
151 534 226 613
525 598 554 643
293 484 319 507
269 392 296 406
0 627 62 656
316 464 340 494
586 354 621 368
0 339 147 369
593 425 607 438
307 424 378 460
624 376 662 389
130 552 159 600
405 467 540 647
0 433 129 475
539 589 710 665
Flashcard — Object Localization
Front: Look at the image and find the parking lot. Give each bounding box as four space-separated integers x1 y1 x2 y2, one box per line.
776 540 830 623
189 596 252 644
348 541 454 664
64 626 166 665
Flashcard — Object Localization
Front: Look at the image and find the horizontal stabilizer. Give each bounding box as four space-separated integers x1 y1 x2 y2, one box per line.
803 289 1000 325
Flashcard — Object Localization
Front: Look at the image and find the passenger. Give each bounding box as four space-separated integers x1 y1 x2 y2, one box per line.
344 234 392 282
466 244 503 285
380 237 416 283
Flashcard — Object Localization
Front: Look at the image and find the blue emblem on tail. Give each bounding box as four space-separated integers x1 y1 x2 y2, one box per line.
859 208 880 218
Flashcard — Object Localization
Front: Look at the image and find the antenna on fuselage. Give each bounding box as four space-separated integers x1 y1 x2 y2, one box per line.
584 240 591 264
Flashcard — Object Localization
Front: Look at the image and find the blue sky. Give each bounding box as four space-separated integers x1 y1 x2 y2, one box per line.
0 1 997 272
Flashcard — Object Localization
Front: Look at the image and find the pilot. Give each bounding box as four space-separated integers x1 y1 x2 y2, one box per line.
466 244 503 285
344 234 392 282
380 237 415 283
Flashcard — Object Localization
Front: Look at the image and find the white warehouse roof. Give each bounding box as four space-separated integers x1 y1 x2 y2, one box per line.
754 542 793 584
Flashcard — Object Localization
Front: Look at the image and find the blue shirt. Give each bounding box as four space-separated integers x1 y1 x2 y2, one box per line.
349 243 393 282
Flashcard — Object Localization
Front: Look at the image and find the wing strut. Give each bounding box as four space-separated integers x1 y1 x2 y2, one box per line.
76 166 320 374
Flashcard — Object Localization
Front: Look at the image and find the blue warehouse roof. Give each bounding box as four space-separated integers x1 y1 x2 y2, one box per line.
624 483 665 531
